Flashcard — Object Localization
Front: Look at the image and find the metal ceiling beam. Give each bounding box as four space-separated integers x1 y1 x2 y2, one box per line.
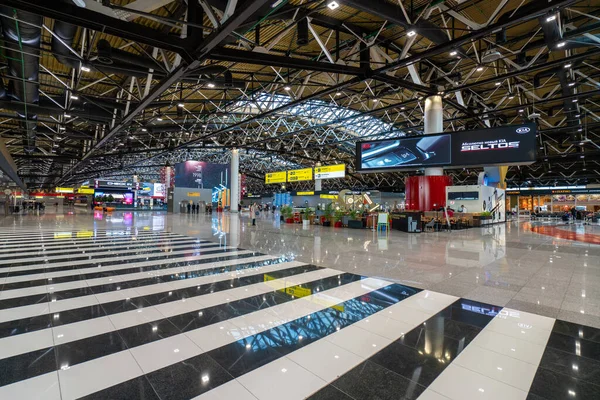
209 48 367 76
57 0 273 183
0 0 195 62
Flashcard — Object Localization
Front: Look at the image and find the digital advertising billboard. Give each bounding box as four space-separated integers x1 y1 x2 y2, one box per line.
174 161 230 189
356 123 536 172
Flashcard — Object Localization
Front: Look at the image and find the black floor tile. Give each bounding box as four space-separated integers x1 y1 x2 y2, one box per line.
369 341 450 387
79 376 161 400
553 319 600 344
118 319 181 348
529 367 600 400
307 385 355 400
0 314 52 337
331 360 426 400
0 347 56 386
546 332 600 361
0 293 48 310
146 354 234 400
50 304 107 327
54 331 129 368
206 338 283 377
539 347 600 385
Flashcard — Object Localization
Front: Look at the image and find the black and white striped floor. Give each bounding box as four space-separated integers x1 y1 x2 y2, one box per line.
0 230 598 399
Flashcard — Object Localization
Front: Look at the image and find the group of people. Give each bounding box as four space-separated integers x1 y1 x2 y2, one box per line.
186 202 202 214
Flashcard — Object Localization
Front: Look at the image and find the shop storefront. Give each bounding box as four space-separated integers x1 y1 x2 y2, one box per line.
506 187 600 214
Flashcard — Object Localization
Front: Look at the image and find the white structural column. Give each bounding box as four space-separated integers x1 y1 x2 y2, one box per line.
230 149 240 212
424 95 444 176
315 162 322 191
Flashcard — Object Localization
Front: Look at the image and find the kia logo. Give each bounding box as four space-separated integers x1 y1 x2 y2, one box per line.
516 127 530 134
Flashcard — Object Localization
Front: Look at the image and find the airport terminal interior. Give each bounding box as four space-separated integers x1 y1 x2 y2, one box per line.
1 0 600 399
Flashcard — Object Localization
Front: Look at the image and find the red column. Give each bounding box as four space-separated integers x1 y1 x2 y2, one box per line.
405 175 452 211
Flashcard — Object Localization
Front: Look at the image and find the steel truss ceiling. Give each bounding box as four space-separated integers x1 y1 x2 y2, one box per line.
0 0 599 192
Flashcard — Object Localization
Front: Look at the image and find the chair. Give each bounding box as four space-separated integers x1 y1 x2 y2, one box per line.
377 213 389 232
424 219 436 232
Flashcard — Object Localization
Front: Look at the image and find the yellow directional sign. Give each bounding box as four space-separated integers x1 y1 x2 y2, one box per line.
320 194 338 199
287 168 313 182
314 164 345 179
265 171 287 184
296 191 314 196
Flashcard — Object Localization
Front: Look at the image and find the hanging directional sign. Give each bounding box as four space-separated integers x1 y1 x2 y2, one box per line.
314 164 345 179
287 168 313 182
265 171 287 184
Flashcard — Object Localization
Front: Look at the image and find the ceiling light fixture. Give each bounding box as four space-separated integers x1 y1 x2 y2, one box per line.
569 82 576 87
508 95 515 99
519 109 524 113
157 117 163 121
80 66 91 72
177 103 184 108
546 14 557 22
335 92 341 96
557 41 566 48
449 50 457 56
70 95 79 100
64 114 71 118
575 113 581 118
141 128 147 132
495 82 501 86
564 63 572 68
284 86 291 91
406 29 417 37
207 82 215 88
573 99 578 103
327 1 340 10
476 66 483 72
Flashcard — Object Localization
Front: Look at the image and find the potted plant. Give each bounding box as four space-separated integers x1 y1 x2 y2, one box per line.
107 194 114 203
302 208 313 228
281 205 294 223
348 209 363 229
333 209 345 228
322 203 333 226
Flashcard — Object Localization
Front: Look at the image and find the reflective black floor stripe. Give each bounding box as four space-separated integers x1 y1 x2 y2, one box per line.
2 246 237 279
307 298 501 400
0 241 220 268
0 268 357 388
0 245 234 283
0 257 284 339
0 238 209 260
0 252 263 309
0 237 202 256
526 319 600 400
0 233 184 250
81 283 421 400
0 231 178 244
0 242 222 269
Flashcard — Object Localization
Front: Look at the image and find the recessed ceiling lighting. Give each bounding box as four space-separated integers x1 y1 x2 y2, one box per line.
80 66 91 72
557 41 566 48
327 1 339 10
207 82 215 88
406 29 417 37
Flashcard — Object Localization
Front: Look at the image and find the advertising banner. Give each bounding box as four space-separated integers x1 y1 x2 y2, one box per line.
356 123 536 172
153 183 166 198
138 182 154 196
174 161 230 189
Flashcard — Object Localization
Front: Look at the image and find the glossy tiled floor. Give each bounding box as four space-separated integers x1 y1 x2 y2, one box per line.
0 209 599 399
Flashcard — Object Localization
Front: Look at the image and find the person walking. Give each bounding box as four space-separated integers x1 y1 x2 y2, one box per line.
187 202 191 214
251 202 259 226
